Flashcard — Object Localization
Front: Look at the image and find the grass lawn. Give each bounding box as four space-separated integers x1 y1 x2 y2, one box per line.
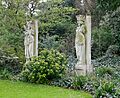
0 80 92 98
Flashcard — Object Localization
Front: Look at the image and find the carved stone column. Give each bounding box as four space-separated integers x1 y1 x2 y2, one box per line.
85 16 93 74
34 20 38 57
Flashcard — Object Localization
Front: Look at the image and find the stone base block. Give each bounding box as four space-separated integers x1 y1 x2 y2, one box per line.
74 65 86 76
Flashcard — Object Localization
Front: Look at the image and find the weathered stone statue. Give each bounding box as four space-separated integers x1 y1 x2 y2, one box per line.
75 15 86 65
24 21 34 61
75 15 86 75
75 15 92 75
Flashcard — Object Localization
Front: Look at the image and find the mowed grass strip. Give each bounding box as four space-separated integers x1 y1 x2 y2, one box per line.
0 80 92 98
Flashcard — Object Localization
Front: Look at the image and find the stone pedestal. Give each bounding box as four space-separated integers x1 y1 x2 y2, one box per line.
75 64 86 76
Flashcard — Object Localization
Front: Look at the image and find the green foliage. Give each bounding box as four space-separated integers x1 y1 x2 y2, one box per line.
92 58 120 98
40 35 63 50
64 0 75 7
50 77 73 88
0 0 77 61
0 49 22 75
96 0 120 12
38 0 77 36
92 54 120 81
95 67 114 77
0 69 11 79
99 7 120 49
83 80 95 94
39 34 76 57
93 0 120 36
0 0 27 61
38 0 77 56
67 54 77 74
108 8 120 47
20 49 67 84
81 73 120 98
92 55 120 68
92 27 113 59
92 10 120 58
73 76 87 89
106 45 120 56
94 80 118 98
92 55 120 97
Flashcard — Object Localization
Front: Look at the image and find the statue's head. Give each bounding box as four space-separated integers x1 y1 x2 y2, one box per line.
24 21 34 35
76 15 85 26
26 21 33 29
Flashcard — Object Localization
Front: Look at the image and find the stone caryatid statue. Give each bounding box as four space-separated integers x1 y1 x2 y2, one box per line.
75 15 92 75
24 21 34 61
75 15 86 75
75 15 86 65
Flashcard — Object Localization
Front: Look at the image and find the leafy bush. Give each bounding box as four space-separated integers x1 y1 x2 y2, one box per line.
92 27 113 59
20 49 67 84
107 7 120 47
0 49 22 75
106 45 120 56
39 35 67 54
92 7 120 59
100 7 120 48
40 35 61 50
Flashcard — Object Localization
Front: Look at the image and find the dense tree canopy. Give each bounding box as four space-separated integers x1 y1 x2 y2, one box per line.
0 0 27 60
0 0 120 60
96 0 120 12
0 0 77 61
